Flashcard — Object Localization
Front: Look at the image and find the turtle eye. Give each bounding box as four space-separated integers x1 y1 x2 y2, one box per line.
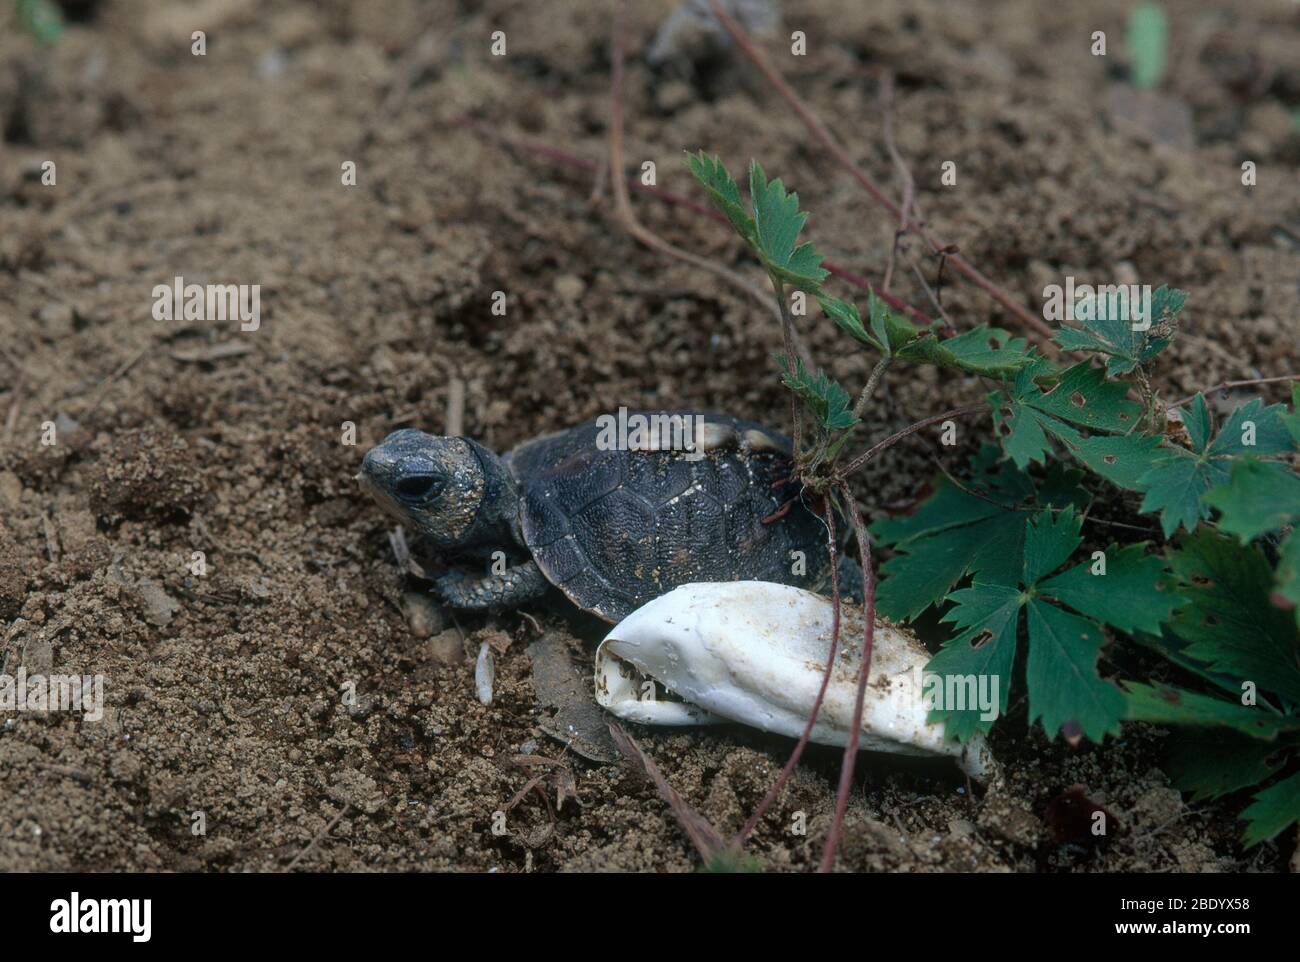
394 474 444 502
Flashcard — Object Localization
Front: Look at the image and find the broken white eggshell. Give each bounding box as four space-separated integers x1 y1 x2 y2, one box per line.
594 581 995 781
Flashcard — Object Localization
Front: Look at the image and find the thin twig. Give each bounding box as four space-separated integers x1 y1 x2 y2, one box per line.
733 497 842 844
841 404 984 478
1169 374 1297 408
286 803 352 871
708 0 1057 346
819 492 876 872
878 72 915 294
453 116 935 325
608 2 813 370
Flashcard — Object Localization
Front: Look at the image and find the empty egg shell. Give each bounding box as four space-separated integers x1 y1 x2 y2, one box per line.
594 581 995 780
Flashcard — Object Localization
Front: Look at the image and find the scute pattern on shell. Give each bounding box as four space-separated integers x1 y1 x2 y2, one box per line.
506 412 830 622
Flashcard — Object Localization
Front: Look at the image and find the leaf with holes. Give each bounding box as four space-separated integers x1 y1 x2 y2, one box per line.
873 447 1087 621
924 508 1131 742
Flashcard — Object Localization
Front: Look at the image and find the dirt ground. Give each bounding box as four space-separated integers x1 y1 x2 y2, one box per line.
0 0 1297 872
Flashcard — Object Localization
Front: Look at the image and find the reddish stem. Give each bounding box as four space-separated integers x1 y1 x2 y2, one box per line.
733 497 843 845
818 492 876 872
707 0 1057 346
452 115 933 326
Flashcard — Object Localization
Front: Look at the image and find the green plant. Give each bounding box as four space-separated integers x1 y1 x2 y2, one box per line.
16 0 63 45
686 151 1300 849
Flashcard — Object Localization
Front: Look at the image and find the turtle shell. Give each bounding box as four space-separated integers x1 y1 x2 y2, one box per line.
504 412 830 622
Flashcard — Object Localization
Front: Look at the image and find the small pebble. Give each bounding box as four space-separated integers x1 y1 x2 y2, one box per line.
475 641 494 706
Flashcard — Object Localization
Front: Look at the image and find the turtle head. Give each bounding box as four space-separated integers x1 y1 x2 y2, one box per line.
359 429 518 550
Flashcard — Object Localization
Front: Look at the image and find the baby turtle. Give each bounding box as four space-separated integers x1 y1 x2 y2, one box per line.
359 411 854 623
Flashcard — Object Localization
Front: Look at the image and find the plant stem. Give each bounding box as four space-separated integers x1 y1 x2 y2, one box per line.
733 497 842 844
707 0 1058 346
841 404 984 477
771 278 806 454
818 491 876 872
1168 374 1299 408
852 357 892 419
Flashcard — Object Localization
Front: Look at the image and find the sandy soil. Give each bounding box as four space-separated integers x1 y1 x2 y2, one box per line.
0 0 1296 871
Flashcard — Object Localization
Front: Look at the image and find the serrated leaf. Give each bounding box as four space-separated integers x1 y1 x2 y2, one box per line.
894 324 1037 380
1139 395 1299 537
1168 529 1300 705
748 161 828 288
873 448 1086 620
1204 459 1300 541
1242 771 1300 848
1039 543 1181 634
1026 599 1126 742
816 294 880 351
1053 284 1185 375
685 151 755 244
1136 448 1230 537
926 583 1019 741
1208 396 1297 457
1029 362 1144 433
775 354 857 432
1022 507 1083 584
1164 732 1286 801
1057 431 1166 490
1124 682 1299 739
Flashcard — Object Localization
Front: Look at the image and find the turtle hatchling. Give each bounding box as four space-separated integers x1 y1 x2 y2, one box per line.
359 411 856 622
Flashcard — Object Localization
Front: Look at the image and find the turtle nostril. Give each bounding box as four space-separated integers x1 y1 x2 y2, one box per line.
395 475 443 500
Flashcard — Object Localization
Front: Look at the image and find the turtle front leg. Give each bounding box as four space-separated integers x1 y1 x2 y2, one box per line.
435 561 550 612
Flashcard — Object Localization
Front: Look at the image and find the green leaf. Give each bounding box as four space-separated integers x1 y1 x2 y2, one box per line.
1022 506 1083 585
1127 3 1168 90
926 582 1019 740
894 325 1037 380
1180 393 1213 451
1208 396 1297 457
1164 732 1286 801
873 448 1086 620
816 294 881 351
1136 393 1298 537
1025 599 1126 742
685 151 755 244
1204 459 1300 541
1168 529 1300 705
775 354 857 432
17 0 64 45
1136 447 1230 537
1124 682 1300 739
1028 362 1144 433
1053 284 1186 375
1282 383 1300 446
992 363 1144 472
748 161 828 288
1039 543 1182 634
1057 431 1166 491
1278 531 1300 632
1242 771 1300 848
